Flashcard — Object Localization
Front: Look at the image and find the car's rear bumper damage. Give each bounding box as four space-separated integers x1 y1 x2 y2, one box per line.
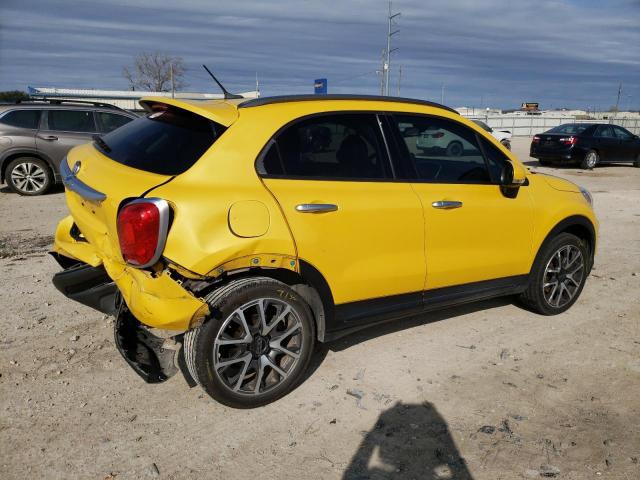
50 217 207 384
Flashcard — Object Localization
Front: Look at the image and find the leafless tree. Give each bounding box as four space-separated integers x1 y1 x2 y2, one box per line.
123 52 187 92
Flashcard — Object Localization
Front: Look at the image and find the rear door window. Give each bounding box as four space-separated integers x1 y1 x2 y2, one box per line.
47 110 96 132
0 109 41 129
258 113 391 180
594 125 616 138
612 125 633 140
94 106 225 176
96 112 134 133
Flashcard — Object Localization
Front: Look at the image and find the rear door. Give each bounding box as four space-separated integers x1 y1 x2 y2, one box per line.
388 113 534 291
592 125 618 161
258 112 425 320
37 109 97 169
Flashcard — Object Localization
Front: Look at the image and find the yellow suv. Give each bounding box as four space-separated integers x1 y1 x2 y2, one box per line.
51 95 598 408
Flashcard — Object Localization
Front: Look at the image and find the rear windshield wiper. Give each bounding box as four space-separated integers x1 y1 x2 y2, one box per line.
92 134 111 153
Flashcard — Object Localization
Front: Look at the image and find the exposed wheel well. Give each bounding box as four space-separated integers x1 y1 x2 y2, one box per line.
200 260 335 342
537 216 596 273
1 152 54 183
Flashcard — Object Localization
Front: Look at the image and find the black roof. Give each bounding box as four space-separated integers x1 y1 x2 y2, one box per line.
239 94 458 114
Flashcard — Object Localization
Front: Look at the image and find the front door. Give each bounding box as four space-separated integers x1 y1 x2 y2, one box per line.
389 113 534 291
258 112 426 316
592 125 619 162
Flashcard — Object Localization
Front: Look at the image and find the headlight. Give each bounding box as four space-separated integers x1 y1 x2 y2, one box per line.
580 186 593 207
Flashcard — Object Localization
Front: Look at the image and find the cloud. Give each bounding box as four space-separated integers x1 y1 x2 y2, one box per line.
0 0 638 109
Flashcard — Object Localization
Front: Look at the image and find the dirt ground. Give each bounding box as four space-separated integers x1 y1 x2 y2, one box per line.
1 137 639 480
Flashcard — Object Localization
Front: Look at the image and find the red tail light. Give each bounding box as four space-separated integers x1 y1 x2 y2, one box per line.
117 198 169 268
532 136 540 144
559 136 578 146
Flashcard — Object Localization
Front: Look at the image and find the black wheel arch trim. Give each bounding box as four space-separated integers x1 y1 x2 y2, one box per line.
1 148 57 182
534 215 596 274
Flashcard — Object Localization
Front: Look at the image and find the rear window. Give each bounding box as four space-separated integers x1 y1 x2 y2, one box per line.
0 109 41 129
94 107 225 175
548 124 590 134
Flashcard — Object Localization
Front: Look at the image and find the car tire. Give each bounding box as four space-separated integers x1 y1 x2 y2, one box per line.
184 277 316 408
500 140 511 150
581 150 598 170
6 157 53 196
446 141 463 157
519 232 589 315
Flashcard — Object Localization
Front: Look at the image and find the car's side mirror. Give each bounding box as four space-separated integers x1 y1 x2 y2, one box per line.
500 162 527 198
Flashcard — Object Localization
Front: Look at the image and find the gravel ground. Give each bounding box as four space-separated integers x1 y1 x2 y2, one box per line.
1 137 639 479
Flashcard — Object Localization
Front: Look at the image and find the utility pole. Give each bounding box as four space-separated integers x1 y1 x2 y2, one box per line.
255 72 260 97
379 49 386 95
397 65 402 96
384 1 400 96
170 63 175 98
614 81 623 118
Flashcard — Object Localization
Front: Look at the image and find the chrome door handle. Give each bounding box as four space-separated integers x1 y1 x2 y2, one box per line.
38 135 58 141
295 203 338 213
432 200 463 209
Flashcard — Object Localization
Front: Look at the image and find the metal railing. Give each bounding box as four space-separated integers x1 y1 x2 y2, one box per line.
464 115 640 137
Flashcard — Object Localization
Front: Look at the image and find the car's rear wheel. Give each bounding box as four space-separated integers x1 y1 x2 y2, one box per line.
446 141 463 157
519 233 588 315
6 157 52 196
581 150 598 170
184 277 315 408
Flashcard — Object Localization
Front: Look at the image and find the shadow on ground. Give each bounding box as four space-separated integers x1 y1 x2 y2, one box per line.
342 401 473 480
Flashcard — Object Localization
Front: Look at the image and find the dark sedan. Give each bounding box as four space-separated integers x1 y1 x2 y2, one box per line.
530 123 640 169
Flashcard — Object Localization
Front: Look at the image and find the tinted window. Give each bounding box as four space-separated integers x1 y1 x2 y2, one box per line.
479 137 507 183
94 106 224 175
97 112 133 133
394 114 490 183
261 113 390 179
472 120 492 132
0 109 41 129
594 125 615 138
548 124 590 134
47 110 96 132
612 125 633 140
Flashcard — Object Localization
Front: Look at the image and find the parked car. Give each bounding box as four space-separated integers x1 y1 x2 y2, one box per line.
51 94 597 408
0 99 137 195
472 119 512 150
530 123 640 169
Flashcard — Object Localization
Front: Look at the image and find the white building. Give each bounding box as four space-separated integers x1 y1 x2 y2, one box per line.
27 86 260 111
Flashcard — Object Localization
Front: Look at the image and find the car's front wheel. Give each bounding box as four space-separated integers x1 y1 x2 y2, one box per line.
519 233 589 315
6 157 52 196
446 141 463 157
184 277 315 408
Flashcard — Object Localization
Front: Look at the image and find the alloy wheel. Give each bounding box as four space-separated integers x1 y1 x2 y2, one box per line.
585 152 597 169
542 245 585 308
213 298 303 396
10 162 47 194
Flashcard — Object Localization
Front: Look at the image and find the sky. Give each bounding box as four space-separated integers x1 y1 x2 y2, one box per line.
0 0 638 110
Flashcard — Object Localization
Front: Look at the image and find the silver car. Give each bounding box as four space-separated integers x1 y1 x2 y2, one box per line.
0 100 137 195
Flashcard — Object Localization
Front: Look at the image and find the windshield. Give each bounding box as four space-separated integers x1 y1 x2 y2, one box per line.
547 124 590 135
94 106 226 175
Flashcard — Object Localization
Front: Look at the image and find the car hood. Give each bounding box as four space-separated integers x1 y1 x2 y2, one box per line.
538 173 581 193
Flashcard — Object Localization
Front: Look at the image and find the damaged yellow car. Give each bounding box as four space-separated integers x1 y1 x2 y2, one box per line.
52 94 597 408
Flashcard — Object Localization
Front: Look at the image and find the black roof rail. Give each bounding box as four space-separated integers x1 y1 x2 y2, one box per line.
238 94 459 114
15 98 128 112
